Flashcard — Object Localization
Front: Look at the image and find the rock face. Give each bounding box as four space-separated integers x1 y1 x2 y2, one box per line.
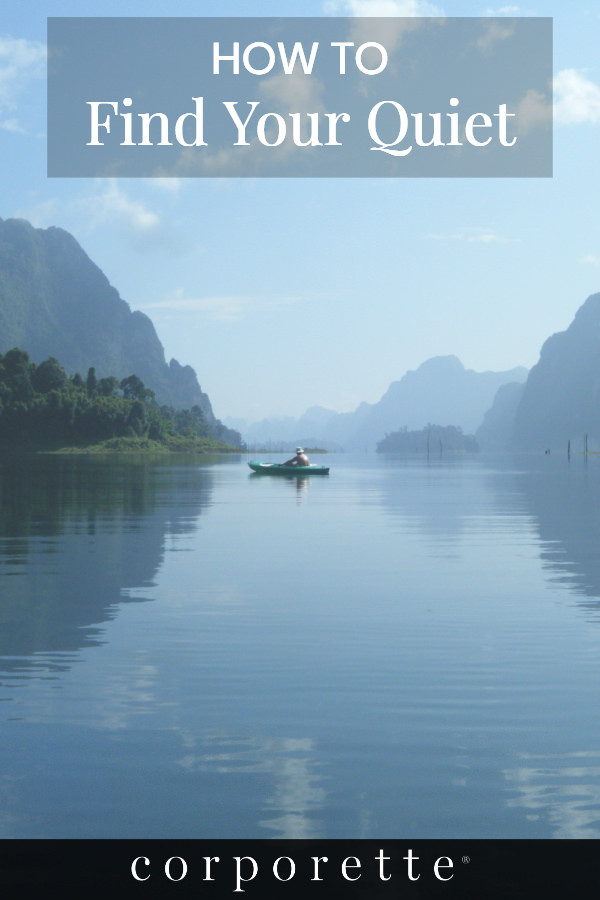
0 217 213 416
512 293 600 451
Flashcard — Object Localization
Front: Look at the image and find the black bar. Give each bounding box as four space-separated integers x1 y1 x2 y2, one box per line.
0 839 596 898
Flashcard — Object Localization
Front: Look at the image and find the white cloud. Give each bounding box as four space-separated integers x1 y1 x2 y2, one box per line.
144 289 302 323
514 88 552 134
581 255 600 266
92 181 160 232
260 71 325 114
323 0 445 62
476 19 515 50
324 0 443 14
553 69 600 125
15 198 59 228
90 181 195 255
150 177 182 193
0 117 25 133
20 184 188 255
469 232 505 243
427 228 514 243
483 6 532 15
0 35 46 130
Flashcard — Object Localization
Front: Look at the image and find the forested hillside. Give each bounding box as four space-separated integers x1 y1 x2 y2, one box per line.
0 218 215 415
0 348 242 450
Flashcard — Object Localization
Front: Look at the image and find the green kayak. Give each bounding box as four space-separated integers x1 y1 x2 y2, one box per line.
248 461 329 475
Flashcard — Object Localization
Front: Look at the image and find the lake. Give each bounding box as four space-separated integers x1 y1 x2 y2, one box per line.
2 450 600 840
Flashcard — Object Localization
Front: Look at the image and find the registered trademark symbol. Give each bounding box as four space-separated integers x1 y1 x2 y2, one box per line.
462 856 470 864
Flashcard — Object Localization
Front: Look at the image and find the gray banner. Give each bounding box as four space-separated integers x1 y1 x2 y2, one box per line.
47 17 553 178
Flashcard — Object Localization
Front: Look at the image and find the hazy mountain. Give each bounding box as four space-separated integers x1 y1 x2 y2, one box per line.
341 356 528 450
226 406 344 451
0 217 224 427
229 356 528 451
512 292 600 451
476 381 526 451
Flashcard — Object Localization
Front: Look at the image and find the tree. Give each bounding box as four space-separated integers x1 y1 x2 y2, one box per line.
86 366 98 397
1 348 34 404
2 347 31 378
97 376 120 397
174 404 209 437
126 399 148 436
31 357 69 394
120 374 154 402
0 347 236 450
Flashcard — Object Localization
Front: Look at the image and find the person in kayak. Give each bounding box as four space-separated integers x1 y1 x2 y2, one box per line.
283 447 310 466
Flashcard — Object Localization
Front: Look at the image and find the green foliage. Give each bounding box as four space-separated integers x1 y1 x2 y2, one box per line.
120 374 154 402
0 348 244 453
31 357 68 394
86 366 97 397
376 424 479 454
97 375 120 397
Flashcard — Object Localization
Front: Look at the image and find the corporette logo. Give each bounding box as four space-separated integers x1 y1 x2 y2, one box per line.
130 847 471 891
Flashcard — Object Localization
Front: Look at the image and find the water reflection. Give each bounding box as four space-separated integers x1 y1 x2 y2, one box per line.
249 472 310 504
359 455 600 838
373 456 491 547
0 453 213 665
376 453 600 608
505 751 600 838
175 733 327 838
490 455 600 610
4 452 600 839
0 455 333 837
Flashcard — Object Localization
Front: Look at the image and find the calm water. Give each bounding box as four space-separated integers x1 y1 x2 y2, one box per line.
2 450 600 839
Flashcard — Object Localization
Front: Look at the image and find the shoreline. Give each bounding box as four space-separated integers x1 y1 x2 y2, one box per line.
0 436 241 455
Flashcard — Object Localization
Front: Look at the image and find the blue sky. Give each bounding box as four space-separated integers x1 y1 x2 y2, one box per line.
2 1 600 421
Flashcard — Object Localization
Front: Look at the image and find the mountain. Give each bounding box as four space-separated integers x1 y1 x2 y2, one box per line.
476 381 526 451
228 356 528 451
0 217 231 435
340 356 528 450
512 293 600 451
225 406 345 451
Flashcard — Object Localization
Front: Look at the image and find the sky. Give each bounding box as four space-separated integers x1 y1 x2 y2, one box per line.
1 1 600 422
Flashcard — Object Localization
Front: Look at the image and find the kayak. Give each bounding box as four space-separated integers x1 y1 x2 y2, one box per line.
248 462 330 475
248 461 330 475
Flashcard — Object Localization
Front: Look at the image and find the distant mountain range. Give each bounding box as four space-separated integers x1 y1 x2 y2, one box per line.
232 294 600 454
3 216 599 454
227 356 529 451
0 217 240 445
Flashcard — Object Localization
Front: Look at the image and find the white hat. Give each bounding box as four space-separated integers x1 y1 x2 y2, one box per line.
296 447 304 453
